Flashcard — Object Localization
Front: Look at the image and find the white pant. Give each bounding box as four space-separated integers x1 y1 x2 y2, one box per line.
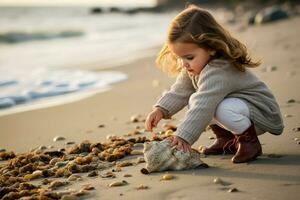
211 98 264 135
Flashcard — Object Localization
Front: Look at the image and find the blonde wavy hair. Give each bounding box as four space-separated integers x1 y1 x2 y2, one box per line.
156 5 260 76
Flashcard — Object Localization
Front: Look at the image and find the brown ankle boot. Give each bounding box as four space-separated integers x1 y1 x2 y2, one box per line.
201 125 236 155
232 124 262 163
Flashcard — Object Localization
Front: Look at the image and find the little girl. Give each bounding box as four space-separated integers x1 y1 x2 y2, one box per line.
145 5 284 163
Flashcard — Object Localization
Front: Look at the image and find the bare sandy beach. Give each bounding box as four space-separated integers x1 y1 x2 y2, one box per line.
1 13 300 200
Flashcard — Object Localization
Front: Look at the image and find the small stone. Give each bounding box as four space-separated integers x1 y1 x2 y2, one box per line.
38 145 47 150
228 188 238 193
213 177 224 185
136 184 149 190
98 124 105 128
208 136 215 140
49 158 61 165
68 174 82 181
123 174 132 177
287 99 296 103
82 184 95 190
130 115 140 123
284 114 292 118
109 180 128 187
133 143 144 148
100 172 116 178
65 141 75 145
53 136 66 142
87 170 98 177
292 127 300 132
294 138 299 141
130 150 143 155
161 174 174 180
116 161 133 168
267 66 277 72
165 130 174 137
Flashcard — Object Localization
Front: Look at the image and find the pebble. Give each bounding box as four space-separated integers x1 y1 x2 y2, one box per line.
287 99 296 103
165 130 174 137
87 170 98 177
130 115 140 123
213 177 224 185
130 150 143 155
208 136 215 140
123 174 132 177
292 127 300 132
49 180 68 189
68 174 82 181
98 124 105 128
161 174 175 180
100 171 116 178
49 158 61 165
65 141 75 145
53 136 66 142
133 143 144 148
109 180 128 187
55 161 69 168
136 184 149 190
284 114 292 118
228 188 238 193
0 148 6 153
267 66 277 72
38 145 47 151
116 161 133 168
294 138 299 141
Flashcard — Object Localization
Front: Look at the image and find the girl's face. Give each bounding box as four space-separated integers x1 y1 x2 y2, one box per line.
169 42 211 75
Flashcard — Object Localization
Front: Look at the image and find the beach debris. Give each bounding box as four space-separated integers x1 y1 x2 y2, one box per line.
108 180 128 187
287 99 296 103
142 140 206 173
87 170 98 177
213 177 224 185
130 150 143 155
0 151 16 160
98 124 105 128
136 184 149 190
116 161 133 168
65 141 76 145
161 174 175 181
228 187 239 193
292 127 300 132
100 171 116 179
53 136 66 142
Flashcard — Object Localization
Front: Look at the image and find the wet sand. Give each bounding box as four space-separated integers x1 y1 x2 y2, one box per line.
0 16 300 200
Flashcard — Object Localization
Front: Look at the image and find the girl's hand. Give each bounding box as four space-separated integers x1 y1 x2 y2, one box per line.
167 135 192 153
145 107 164 132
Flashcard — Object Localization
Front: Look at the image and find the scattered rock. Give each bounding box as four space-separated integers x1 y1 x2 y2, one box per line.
130 150 143 155
65 141 75 145
100 171 116 179
287 99 296 103
292 127 300 132
136 184 149 190
87 170 98 177
98 124 105 128
213 177 224 185
53 136 66 142
116 161 133 168
123 174 132 177
108 180 128 187
284 114 292 118
161 174 175 180
228 187 239 193
294 138 299 141
208 136 215 140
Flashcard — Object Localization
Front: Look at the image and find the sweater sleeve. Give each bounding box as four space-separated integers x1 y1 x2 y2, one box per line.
154 70 195 119
175 64 238 145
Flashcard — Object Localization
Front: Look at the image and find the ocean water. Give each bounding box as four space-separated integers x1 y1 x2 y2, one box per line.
0 6 175 111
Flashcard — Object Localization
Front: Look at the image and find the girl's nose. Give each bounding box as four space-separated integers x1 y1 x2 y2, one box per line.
182 61 189 68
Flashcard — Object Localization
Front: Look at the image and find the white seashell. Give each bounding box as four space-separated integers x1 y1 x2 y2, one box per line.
142 140 206 173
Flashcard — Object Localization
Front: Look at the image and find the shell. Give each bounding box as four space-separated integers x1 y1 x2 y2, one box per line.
142 140 206 173
213 177 224 185
53 136 66 142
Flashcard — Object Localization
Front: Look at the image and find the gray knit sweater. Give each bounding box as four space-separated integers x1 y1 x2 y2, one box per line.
155 59 284 145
